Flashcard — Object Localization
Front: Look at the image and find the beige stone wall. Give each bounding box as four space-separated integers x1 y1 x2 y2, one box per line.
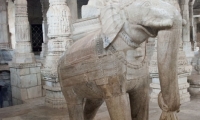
10 66 42 105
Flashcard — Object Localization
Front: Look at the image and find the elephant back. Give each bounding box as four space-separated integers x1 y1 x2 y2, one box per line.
62 30 104 66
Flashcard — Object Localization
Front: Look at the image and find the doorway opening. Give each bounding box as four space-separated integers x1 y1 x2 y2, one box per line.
0 71 12 108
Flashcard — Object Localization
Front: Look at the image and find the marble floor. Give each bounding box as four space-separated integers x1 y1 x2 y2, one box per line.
0 97 200 120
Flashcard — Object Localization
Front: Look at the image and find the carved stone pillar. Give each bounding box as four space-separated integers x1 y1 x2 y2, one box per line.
7 0 15 49
150 0 192 104
189 0 195 48
189 17 200 97
12 0 35 64
41 0 72 108
9 0 42 105
180 0 194 63
40 0 49 58
67 0 78 22
0 0 10 49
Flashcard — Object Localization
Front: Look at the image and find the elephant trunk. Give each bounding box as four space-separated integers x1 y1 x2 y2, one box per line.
143 19 173 30
157 10 182 120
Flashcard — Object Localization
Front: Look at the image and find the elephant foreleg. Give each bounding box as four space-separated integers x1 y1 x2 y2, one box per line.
62 87 84 120
84 98 104 120
129 86 149 120
67 102 84 120
105 94 132 120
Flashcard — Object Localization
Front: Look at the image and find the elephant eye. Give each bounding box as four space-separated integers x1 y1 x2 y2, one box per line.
141 1 151 8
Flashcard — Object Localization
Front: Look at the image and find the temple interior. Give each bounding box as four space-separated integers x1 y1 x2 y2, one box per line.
1 0 200 120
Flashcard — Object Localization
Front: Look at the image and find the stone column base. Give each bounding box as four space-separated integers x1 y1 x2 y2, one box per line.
44 85 67 109
188 74 200 97
10 63 42 105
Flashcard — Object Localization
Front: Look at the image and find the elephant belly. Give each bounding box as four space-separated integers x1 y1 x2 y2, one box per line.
59 55 121 88
60 55 149 98
72 82 104 99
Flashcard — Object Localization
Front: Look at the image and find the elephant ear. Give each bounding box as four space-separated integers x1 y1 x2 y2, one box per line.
100 6 125 48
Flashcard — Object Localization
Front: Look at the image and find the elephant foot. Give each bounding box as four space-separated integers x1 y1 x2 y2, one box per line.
105 94 132 120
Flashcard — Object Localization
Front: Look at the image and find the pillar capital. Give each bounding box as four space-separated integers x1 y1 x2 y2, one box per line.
47 0 71 38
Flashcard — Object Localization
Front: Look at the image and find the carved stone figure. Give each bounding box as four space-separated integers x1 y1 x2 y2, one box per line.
58 0 182 120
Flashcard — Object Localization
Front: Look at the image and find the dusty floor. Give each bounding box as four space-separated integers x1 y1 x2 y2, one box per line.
0 97 199 120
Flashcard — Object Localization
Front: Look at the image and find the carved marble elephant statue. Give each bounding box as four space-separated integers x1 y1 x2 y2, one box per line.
58 0 182 120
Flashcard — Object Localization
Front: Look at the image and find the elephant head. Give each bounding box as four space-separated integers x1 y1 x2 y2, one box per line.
100 0 181 119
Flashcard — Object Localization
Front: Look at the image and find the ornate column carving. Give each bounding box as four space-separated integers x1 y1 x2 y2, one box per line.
189 17 200 96
41 0 72 108
180 0 194 63
40 0 49 58
12 0 35 64
9 0 42 105
150 0 192 104
0 0 10 49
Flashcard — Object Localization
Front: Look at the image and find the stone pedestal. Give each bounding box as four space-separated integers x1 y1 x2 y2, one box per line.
188 74 200 97
44 83 67 108
10 63 42 105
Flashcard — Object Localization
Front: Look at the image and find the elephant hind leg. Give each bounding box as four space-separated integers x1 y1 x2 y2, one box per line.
105 94 132 120
84 98 104 120
129 87 149 120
